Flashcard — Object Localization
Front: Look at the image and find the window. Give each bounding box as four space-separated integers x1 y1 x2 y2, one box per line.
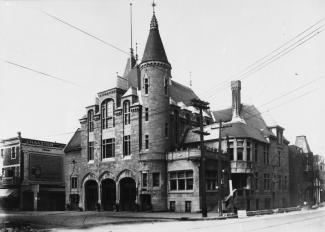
5 168 14 178
255 172 258 190
277 129 283 144
169 201 175 212
145 135 149 150
263 145 269 165
185 201 191 212
264 173 270 190
11 147 16 159
145 108 149 121
164 77 168 95
247 141 251 161
165 123 169 137
237 140 244 160
88 110 94 132
153 173 160 187
144 77 149 94
101 99 114 129
278 152 281 167
256 199 259 210
88 142 94 161
278 175 282 191
142 172 148 188
265 198 271 209
206 171 218 191
123 135 131 156
102 138 115 159
254 143 258 162
229 141 234 160
71 177 78 189
169 170 193 191
123 101 130 125
1 149 3 158
284 176 287 190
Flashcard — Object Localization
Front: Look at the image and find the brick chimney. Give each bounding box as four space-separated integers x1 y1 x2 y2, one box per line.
231 80 245 123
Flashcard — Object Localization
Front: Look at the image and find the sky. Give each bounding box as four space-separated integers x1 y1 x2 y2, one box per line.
0 0 325 155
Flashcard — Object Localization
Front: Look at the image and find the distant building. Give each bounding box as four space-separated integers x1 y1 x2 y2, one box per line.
313 154 324 204
185 80 290 210
0 132 65 211
289 136 314 206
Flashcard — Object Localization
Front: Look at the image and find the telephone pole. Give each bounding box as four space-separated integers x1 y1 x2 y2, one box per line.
212 120 232 216
191 98 209 217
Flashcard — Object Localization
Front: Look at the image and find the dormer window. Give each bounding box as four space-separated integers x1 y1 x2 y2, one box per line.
88 110 94 132
101 99 114 129
123 100 130 125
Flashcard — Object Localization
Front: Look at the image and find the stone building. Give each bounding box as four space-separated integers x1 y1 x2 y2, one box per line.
184 80 290 211
0 132 65 211
288 136 315 206
63 9 222 212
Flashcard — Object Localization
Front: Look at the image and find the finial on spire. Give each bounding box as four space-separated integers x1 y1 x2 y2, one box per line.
150 1 158 29
152 0 156 14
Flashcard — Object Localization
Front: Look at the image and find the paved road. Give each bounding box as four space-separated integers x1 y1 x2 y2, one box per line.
56 207 325 232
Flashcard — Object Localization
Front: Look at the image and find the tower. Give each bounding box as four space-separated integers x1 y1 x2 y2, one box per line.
138 5 171 211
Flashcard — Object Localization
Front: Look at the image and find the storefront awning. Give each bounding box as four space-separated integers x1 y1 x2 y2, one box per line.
0 189 18 198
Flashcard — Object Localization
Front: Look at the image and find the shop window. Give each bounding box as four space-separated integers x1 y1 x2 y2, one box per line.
102 138 115 159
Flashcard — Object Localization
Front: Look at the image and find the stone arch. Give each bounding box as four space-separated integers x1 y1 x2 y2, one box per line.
116 169 137 183
81 173 98 211
99 171 114 182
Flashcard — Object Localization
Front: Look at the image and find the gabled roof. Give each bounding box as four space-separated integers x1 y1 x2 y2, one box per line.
141 13 169 64
64 129 81 153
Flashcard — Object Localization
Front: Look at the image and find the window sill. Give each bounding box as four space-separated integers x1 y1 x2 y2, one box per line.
123 155 132 160
102 157 115 162
168 190 194 193
88 160 94 164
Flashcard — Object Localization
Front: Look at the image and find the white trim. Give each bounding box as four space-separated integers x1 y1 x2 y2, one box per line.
102 157 115 162
2 164 20 168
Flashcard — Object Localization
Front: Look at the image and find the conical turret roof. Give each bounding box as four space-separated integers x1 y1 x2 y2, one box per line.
141 13 169 64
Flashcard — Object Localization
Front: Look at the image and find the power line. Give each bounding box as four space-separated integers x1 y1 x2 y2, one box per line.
1 58 83 88
205 25 324 101
42 11 130 56
201 18 325 97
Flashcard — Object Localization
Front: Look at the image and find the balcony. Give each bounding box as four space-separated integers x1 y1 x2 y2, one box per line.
231 160 253 173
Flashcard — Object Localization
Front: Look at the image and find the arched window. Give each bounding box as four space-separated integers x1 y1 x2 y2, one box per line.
123 100 130 125
101 99 114 129
88 110 94 132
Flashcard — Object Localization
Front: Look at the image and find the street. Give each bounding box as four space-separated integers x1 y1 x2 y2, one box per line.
56 207 325 232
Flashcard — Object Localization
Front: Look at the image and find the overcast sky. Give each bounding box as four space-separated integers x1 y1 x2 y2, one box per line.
0 0 324 155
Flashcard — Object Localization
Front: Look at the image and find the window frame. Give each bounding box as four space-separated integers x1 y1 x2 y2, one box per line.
123 100 131 125
71 176 78 189
144 77 149 94
88 142 94 161
88 110 94 132
152 172 160 187
11 147 16 159
145 134 149 150
169 170 194 191
102 138 115 159
101 99 115 129
123 135 131 156
145 108 149 121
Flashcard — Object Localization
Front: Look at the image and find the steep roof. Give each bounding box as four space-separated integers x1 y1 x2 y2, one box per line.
141 13 169 64
170 80 199 106
64 129 81 153
295 136 312 153
212 105 274 137
185 121 268 144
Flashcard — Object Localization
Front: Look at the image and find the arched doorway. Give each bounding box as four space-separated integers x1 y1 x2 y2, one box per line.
101 179 116 211
119 177 136 211
85 180 98 211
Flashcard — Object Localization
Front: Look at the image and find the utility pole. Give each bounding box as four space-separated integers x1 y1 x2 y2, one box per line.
191 98 209 218
212 120 232 216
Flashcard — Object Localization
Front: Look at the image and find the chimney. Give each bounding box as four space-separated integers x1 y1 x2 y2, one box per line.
231 80 245 123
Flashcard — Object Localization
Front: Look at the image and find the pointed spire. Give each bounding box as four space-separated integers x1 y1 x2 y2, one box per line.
141 1 169 65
